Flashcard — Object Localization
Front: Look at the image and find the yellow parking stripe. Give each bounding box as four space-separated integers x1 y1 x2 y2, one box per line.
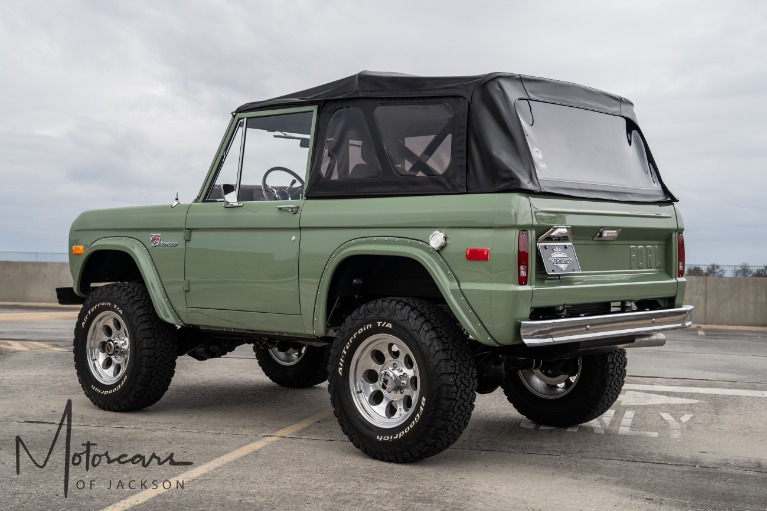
100 408 333 511
0 311 78 322
5 340 30 351
26 341 69 351
0 341 68 352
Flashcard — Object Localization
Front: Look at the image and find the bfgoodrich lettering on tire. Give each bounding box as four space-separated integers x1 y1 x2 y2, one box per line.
328 298 476 462
502 349 627 427
73 282 178 411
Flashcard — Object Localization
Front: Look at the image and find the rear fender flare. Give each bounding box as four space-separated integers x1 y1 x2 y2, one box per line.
312 237 497 346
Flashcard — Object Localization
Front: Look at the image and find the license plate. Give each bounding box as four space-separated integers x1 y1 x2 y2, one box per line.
537 243 582 275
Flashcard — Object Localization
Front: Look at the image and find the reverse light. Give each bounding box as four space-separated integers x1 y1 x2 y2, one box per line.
466 248 490 261
677 233 685 277
72 245 84 255
518 230 529 285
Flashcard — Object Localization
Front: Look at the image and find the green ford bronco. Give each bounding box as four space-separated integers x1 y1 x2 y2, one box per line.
58 71 693 462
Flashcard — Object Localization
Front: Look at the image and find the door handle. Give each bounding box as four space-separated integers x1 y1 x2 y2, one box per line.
277 204 300 214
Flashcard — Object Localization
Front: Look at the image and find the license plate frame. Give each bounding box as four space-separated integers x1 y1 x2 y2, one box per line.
537 242 582 275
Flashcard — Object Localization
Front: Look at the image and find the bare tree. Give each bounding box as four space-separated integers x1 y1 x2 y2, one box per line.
704 264 725 277
687 265 704 276
734 263 753 277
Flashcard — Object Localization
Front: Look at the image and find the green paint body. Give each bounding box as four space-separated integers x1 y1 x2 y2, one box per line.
67 108 686 346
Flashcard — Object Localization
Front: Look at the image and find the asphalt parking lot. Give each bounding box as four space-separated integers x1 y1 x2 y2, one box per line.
0 304 765 511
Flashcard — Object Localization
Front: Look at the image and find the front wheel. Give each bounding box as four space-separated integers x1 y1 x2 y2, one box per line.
328 298 476 462
502 349 627 427
73 282 178 412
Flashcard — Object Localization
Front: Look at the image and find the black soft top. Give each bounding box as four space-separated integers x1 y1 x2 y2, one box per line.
235 72 673 202
235 71 636 121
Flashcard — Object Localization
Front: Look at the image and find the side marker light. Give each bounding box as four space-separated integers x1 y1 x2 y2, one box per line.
466 248 490 261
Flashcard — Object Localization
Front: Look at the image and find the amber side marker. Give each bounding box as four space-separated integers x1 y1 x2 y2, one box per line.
72 245 84 255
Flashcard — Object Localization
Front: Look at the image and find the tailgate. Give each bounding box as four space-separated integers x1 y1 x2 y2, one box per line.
529 196 680 308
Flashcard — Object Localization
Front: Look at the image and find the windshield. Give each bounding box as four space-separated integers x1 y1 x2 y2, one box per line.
516 100 668 201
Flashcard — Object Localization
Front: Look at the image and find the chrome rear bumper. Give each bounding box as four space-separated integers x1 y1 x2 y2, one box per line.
520 305 694 347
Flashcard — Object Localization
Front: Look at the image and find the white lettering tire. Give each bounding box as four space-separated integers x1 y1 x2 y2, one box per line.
328 298 476 462
73 283 178 411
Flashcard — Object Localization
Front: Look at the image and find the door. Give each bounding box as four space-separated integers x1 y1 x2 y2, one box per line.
185 108 316 315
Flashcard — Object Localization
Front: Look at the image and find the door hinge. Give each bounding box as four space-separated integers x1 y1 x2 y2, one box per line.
183 280 190 292
183 229 192 241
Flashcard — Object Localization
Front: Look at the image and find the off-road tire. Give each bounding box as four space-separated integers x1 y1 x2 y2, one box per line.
328 298 476 462
253 343 330 388
73 282 178 411
502 349 627 427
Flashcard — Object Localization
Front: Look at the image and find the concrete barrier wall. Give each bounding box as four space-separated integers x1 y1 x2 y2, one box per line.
684 276 767 327
0 264 764 327
0 262 72 303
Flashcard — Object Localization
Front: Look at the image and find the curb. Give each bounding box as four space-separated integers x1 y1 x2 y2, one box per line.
692 324 767 333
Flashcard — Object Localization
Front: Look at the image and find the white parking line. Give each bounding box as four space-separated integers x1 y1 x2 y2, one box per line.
659 413 694 438
618 410 658 437
618 391 698 406
624 384 767 398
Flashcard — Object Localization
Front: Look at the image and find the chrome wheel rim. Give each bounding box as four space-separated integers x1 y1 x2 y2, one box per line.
349 334 420 429
268 345 306 366
519 358 582 399
87 311 130 385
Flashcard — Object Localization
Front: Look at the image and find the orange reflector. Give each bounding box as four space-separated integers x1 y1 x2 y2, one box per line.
72 245 84 255
466 248 490 261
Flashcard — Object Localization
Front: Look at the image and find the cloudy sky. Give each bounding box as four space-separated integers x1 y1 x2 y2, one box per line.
0 1 765 265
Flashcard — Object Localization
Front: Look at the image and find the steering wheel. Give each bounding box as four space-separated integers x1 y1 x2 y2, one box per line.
261 166 305 201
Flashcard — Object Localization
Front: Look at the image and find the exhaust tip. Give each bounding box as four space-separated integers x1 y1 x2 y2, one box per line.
623 333 666 349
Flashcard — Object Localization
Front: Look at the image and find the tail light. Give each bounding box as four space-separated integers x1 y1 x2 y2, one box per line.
518 230 529 285
677 233 685 277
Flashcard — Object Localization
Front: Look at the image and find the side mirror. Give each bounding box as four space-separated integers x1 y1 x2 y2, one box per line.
221 184 242 208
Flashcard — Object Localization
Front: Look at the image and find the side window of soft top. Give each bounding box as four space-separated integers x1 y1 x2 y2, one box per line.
374 103 454 177
319 107 382 180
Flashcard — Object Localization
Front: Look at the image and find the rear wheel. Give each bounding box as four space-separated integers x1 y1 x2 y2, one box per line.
254 342 329 388
329 298 476 462
73 282 178 411
502 349 626 427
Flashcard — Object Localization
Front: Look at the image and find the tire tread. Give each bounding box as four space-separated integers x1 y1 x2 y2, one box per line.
328 298 476 462
74 283 177 412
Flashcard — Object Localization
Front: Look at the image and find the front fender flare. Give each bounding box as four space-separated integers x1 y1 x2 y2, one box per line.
75 237 183 326
312 237 497 346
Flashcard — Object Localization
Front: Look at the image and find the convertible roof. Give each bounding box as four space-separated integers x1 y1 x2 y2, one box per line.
235 71 486 112
235 71 670 202
234 71 635 120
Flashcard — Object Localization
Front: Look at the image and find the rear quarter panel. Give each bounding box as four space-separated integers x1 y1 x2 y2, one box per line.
299 194 533 344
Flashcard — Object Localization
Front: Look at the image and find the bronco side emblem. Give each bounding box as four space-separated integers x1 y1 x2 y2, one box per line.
149 234 178 248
